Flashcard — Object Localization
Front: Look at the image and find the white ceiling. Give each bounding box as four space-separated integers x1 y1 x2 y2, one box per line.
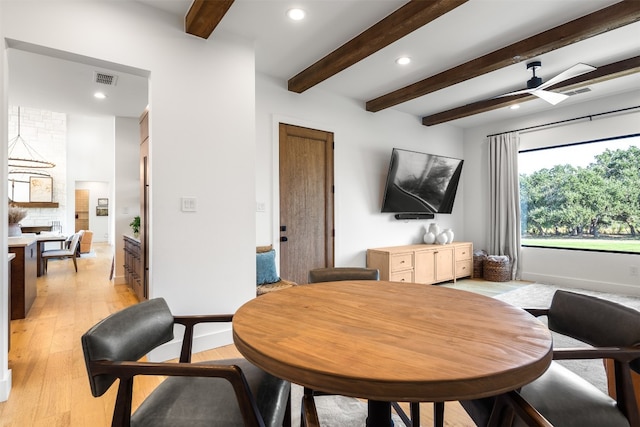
8 0 640 127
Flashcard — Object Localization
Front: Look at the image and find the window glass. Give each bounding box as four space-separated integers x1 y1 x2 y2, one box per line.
519 134 640 254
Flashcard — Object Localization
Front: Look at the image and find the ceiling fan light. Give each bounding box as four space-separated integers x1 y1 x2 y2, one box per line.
287 8 305 21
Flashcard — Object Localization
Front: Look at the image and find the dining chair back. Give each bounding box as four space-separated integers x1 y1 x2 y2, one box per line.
308 267 379 283
42 232 81 273
81 298 291 427
461 290 640 427
304 267 422 427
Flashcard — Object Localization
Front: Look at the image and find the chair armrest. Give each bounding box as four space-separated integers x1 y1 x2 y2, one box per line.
490 390 553 427
524 308 549 317
487 391 553 427
553 346 640 363
173 314 234 362
91 360 265 427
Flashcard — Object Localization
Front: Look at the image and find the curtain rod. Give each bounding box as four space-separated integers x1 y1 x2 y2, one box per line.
486 105 640 138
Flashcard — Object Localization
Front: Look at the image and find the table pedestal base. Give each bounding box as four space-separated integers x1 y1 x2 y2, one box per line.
367 401 393 427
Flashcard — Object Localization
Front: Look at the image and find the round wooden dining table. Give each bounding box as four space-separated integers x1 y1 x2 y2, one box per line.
233 280 553 427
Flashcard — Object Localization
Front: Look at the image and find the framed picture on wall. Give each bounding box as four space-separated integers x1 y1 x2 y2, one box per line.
96 207 109 216
29 176 53 202
98 198 109 206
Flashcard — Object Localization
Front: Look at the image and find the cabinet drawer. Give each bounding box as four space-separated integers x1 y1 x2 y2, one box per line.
390 270 413 283
390 253 413 272
456 260 472 278
455 245 472 260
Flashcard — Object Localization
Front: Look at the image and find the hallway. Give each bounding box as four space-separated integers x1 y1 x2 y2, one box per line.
2 243 137 426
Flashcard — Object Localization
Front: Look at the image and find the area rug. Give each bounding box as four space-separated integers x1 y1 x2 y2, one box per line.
494 283 640 393
289 385 405 427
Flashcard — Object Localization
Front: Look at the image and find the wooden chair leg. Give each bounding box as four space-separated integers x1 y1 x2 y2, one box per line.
73 257 78 272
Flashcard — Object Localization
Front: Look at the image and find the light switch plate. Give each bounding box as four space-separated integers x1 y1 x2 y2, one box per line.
181 197 197 212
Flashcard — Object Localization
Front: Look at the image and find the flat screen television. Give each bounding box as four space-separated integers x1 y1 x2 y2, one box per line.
381 148 463 214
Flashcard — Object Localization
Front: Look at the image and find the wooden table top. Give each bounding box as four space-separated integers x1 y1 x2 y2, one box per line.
233 281 553 402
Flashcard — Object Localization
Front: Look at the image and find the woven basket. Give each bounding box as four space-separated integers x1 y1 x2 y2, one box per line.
483 256 511 282
473 250 487 279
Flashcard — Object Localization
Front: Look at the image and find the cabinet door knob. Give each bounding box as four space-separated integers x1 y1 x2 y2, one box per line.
280 236 288 242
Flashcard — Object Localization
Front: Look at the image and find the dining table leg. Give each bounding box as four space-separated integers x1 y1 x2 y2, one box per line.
367 401 393 427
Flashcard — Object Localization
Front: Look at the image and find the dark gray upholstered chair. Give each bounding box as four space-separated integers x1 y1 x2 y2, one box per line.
303 267 419 427
81 298 291 427
42 232 81 273
461 290 640 427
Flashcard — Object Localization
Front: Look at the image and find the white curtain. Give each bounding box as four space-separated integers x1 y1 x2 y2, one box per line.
488 132 521 279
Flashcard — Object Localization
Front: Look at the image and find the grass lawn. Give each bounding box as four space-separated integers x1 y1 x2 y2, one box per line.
522 237 640 253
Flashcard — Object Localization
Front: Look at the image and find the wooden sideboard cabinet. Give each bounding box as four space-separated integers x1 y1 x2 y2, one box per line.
367 242 473 285
123 235 146 301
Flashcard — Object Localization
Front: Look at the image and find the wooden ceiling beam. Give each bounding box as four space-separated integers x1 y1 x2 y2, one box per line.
421 55 640 126
287 0 469 94
186 0 235 39
366 1 640 112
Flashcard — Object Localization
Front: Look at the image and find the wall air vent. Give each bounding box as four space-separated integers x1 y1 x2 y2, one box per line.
562 87 591 96
94 72 118 86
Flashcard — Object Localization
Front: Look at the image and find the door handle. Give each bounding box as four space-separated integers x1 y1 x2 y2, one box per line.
280 236 288 242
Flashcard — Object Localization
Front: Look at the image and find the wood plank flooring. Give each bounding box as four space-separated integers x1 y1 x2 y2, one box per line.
0 243 528 426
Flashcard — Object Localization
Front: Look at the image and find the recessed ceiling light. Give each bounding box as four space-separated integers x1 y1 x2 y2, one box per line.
287 8 305 20
510 104 520 110
94 92 107 99
396 57 411 65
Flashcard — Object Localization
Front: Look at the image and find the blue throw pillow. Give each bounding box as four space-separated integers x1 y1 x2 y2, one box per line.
256 249 280 285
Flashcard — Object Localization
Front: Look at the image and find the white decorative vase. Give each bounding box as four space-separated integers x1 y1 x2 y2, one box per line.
436 231 448 245
423 231 436 244
8 223 22 237
428 223 440 236
444 229 454 243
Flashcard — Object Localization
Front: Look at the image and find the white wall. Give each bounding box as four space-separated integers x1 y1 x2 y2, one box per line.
68 114 114 241
256 74 465 268
114 116 140 283
463 90 640 296
1 0 256 378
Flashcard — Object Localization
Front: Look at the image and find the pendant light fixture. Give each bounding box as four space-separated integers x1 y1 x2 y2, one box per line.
8 107 56 169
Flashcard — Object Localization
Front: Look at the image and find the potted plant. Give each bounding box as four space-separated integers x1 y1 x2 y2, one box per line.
8 204 28 237
129 215 140 237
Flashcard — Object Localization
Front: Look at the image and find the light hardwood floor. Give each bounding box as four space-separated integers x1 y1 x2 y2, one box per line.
0 243 528 426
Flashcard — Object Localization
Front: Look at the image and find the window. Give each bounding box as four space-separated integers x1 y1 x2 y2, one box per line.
519 134 640 254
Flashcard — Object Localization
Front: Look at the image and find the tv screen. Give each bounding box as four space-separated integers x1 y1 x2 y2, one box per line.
381 148 463 214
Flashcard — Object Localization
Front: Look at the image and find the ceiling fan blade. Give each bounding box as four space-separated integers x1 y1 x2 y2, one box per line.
495 88 534 98
532 89 569 105
537 63 596 90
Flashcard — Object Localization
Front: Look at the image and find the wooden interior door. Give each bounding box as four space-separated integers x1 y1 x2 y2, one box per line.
75 189 89 232
279 123 334 285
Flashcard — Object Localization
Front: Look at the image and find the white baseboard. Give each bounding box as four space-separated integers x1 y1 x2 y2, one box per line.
0 369 12 402
113 275 126 285
148 328 234 362
522 273 640 297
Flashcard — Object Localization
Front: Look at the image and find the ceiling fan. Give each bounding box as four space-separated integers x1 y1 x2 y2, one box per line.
500 61 596 105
